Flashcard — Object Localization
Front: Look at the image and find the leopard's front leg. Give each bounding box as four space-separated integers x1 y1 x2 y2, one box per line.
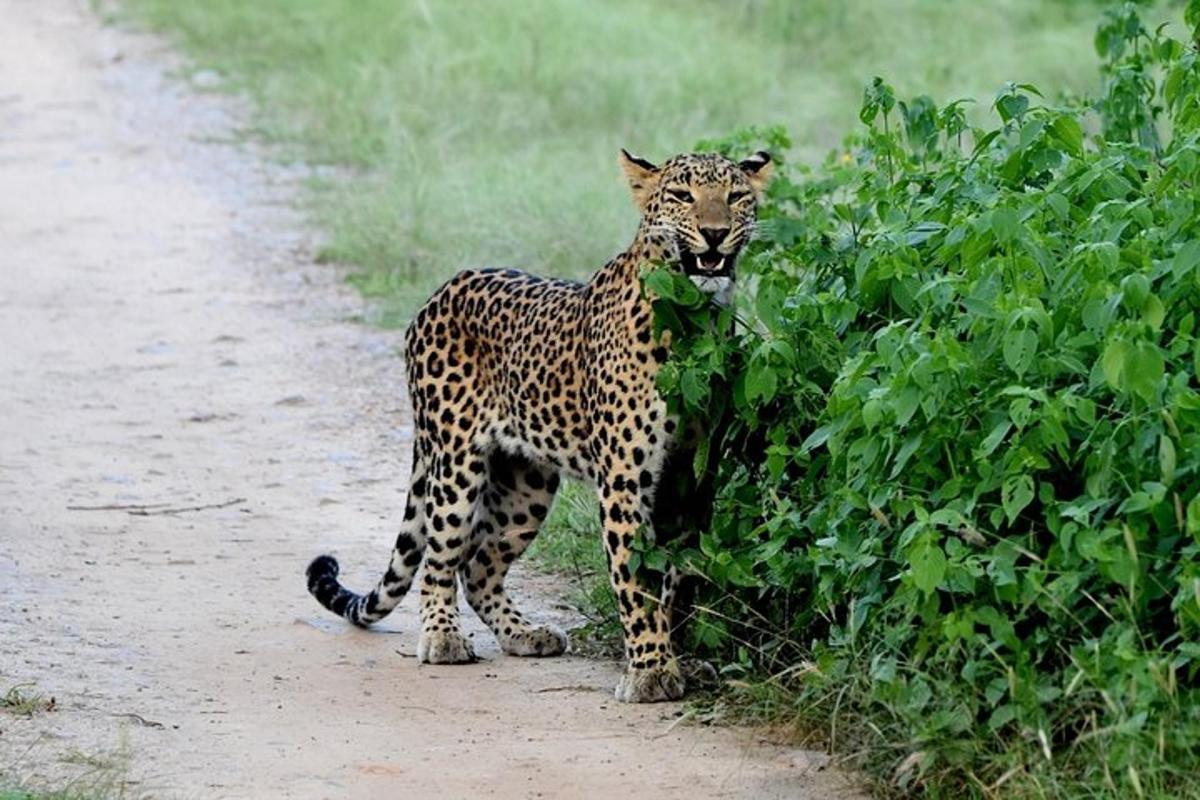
596 475 684 703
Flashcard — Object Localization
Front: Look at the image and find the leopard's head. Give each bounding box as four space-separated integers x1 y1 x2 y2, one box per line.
619 149 772 296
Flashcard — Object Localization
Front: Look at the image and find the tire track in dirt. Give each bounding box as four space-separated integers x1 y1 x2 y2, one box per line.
0 2 863 797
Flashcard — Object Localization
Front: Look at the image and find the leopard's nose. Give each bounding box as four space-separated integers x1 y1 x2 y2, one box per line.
700 226 729 249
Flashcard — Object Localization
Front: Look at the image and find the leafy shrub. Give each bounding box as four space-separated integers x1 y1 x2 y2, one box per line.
649 3 1200 796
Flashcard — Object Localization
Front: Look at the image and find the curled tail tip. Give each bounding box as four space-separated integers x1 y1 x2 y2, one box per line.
306 554 372 626
306 554 339 592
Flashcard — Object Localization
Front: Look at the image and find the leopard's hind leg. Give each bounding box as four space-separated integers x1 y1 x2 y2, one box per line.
415 441 490 664
460 451 567 657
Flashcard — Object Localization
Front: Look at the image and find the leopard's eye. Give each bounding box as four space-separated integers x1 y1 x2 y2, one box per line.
728 189 751 203
666 188 694 203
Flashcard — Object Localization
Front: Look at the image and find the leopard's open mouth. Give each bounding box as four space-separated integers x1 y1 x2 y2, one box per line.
679 245 738 278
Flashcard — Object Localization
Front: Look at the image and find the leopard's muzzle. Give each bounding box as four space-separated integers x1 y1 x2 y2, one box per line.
679 244 738 279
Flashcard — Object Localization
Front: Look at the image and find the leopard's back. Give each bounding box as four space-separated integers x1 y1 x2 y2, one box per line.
405 267 594 475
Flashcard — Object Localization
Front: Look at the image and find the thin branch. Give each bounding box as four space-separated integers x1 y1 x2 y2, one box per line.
67 497 246 516
66 502 173 511
130 498 246 516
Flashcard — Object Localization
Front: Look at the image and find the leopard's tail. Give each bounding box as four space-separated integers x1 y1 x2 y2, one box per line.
306 453 428 628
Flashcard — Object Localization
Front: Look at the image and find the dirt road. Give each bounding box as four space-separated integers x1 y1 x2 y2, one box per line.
0 2 862 797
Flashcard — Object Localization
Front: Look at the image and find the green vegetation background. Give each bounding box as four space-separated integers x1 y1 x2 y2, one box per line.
123 0 1105 318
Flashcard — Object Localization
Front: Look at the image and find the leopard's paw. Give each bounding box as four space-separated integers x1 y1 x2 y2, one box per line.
614 660 685 703
501 624 569 657
417 627 476 664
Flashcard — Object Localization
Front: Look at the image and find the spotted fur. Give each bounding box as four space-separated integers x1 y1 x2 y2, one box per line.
307 150 772 702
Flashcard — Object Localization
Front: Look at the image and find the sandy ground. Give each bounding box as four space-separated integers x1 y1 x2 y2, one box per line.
0 2 865 798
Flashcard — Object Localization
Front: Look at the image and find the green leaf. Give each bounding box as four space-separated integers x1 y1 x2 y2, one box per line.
1126 342 1164 401
988 704 1016 731
893 385 921 427
890 433 923 479
755 277 787 331
1187 494 1200 543
1122 273 1150 307
1045 192 1070 221
655 361 679 393
1049 115 1084 156
1101 339 1131 391
990 207 1020 245
680 368 710 410
1141 294 1165 330
1159 434 1176 485
643 268 676 300
676 278 704 307
1008 398 1033 429
643 548 668 573
1002 474 1035 524
971 129 1001 157
910 540 947 594
979 420 1013 458
644 267 703 307
651 299 686 336
1094 242 1119 272
693 435 711 481
862 398 883 428
1002 328 1038 377
802 424 834 453
995 92 1029 123
1172 240 1200 280
745 365 778 404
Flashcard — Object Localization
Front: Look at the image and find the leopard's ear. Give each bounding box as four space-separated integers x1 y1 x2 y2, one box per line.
619 149 660 210
738 150 774 195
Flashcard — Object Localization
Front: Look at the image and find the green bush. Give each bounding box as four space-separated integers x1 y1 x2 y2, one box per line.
650 3 1200 796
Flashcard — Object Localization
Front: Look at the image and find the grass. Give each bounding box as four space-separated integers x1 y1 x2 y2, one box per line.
0 779 123 800
527 480 621 651
1 683 134 800
1 740 131 800
0 780 127 800
119 0 1108 322
1 685 56 717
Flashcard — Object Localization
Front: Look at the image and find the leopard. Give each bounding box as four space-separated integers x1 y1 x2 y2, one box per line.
306 148 772 702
